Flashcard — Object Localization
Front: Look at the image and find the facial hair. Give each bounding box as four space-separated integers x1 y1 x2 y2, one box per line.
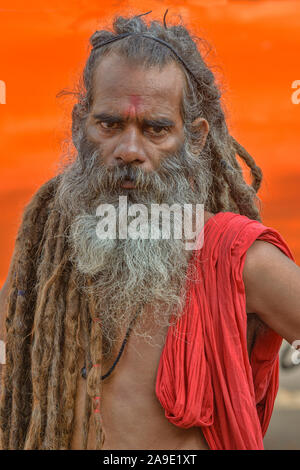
56 131 213 358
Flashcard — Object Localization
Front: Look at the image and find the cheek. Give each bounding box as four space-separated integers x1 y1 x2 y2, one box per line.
84 123 114 159
157 132 184 156
85 122 102 143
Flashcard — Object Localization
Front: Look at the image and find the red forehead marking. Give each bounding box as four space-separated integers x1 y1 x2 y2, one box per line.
123 95 142 118
130 95 141 107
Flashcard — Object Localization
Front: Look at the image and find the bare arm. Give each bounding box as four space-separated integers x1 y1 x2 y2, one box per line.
243 240 300 345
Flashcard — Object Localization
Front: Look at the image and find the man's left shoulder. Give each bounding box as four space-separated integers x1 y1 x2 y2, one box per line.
242 238 300 342
243 236 295 294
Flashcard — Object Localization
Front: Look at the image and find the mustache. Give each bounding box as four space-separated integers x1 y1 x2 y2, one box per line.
78 133 191 192
105 164 149 189
57 133 212 221
94 160 181 195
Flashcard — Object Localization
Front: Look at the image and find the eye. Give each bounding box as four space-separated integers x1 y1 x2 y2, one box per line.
147 126 169 137
97 121 120 130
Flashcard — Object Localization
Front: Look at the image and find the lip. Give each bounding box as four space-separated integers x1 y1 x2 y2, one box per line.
120 179 136 189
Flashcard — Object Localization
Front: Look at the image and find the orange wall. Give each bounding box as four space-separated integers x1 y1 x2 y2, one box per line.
0 0 300 285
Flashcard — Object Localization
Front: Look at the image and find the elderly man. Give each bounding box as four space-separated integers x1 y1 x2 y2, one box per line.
0 12 300 450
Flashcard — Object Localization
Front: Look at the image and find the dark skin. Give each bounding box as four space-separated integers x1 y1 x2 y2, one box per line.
85 53 209 182
1 53 300 449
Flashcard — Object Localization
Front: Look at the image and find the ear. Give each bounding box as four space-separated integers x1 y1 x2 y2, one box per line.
190 117 210 151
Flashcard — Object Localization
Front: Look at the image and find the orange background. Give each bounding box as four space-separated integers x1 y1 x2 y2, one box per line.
0 0 300 286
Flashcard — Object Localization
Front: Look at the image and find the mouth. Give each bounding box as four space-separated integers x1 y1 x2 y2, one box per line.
120 179 136 189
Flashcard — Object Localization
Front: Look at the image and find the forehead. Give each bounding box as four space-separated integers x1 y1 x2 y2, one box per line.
91 53 185 118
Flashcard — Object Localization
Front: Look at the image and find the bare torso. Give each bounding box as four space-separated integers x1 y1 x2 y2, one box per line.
70 212 262 450
71 313 260 450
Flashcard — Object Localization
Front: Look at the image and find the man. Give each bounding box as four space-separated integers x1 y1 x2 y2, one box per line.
1 12 300 450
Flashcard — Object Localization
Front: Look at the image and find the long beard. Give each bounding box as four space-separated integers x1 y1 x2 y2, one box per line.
56 134 212 358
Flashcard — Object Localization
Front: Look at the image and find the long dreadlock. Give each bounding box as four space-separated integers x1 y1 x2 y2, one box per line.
0 12 263 449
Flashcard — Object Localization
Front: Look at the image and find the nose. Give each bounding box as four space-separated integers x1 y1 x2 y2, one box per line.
113 126 147 166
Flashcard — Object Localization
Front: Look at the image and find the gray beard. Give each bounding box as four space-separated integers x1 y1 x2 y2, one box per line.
56 136 212 358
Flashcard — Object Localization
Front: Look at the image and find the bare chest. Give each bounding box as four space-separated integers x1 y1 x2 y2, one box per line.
71 313 261 449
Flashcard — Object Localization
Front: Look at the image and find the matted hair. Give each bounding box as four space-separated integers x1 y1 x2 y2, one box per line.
0 13 262 449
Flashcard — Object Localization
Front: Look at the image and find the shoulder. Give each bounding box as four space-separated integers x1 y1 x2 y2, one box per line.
202 211 264 250
203 210 253 230
242 240 289 302
243 238 295 280
242 239 300 326
244 238 288 265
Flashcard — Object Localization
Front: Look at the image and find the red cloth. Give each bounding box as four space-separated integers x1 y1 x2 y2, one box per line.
155 211 295 450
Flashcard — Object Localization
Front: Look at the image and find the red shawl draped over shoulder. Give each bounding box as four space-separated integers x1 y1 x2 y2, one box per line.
155 211 295 450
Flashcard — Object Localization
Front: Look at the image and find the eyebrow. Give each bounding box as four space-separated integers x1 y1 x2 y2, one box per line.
92 113 175 128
